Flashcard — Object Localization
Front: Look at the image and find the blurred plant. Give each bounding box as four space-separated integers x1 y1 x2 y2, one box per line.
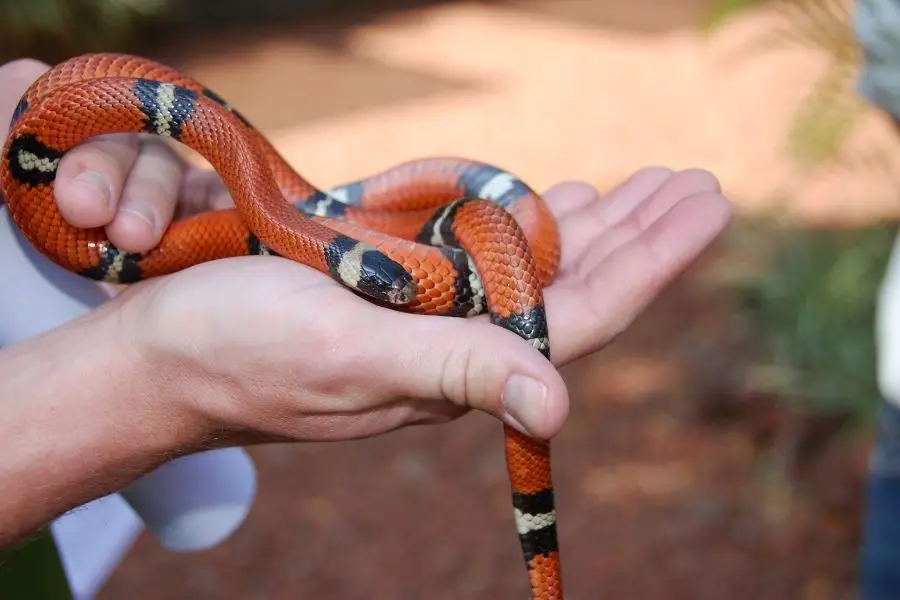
708 0 869 166
698 0 899 432
0 529 73 600
702 0 761 30
718 216 895 426
755 0 866 166
0 0 173 63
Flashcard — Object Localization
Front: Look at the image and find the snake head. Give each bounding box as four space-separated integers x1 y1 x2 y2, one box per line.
326 237 417 306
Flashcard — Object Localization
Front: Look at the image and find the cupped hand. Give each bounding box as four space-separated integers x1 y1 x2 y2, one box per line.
1 58 732 446
0 58 231 251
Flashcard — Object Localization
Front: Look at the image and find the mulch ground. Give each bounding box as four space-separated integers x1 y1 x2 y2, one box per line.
96 242 869 600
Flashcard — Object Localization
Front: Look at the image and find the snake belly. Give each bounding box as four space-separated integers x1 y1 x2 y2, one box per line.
0 53 564 600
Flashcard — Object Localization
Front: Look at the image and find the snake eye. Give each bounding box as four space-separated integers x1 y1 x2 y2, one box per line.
356 250 416 305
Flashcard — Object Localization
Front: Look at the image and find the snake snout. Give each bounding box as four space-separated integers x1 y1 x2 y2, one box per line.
387 273 418 305
355 249 417 306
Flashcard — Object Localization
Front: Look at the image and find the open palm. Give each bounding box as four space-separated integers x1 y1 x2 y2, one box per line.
144 167 730 372
536 169 729 367
121 168 730 443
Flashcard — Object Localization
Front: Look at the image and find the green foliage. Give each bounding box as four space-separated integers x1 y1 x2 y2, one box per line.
0 530 73 600
708 0 869 166
702 0 760 30
703 0 899 426
763 0 866 166
787 55 868 166
0 0 173 62
729 220 896 425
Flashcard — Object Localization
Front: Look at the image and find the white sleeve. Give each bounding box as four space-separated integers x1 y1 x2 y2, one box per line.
876 230 900 407
855 1 900 405
0 206 257 599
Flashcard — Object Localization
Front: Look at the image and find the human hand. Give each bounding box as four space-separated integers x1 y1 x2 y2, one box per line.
0 58 732 448
0 59 233 251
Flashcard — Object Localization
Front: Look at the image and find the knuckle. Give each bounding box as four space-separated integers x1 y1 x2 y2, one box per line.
439 341 474 408
438 321 502 412
63 136 139 177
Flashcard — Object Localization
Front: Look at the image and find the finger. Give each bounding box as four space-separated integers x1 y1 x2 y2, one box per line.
574 169 724 276
105 137 186 252
601 166 682 225
585 190 731 294
175 168 234 220
622 168 721 227
541 180 600 220
0 59 47 141
561 168 720 271
547 191 732 365
54 133 140 228
553 167 674 266
374 313 570 440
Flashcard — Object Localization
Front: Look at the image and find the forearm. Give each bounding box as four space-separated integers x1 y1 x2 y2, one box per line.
0 305 209 547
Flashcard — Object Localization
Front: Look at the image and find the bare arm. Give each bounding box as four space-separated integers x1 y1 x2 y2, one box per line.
0 305 209 547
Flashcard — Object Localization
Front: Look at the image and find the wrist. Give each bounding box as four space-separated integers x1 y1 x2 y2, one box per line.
0 299 214 545
123 282 281 444
103 298 221 455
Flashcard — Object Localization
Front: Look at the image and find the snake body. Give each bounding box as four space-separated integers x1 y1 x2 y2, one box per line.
1 53 563 599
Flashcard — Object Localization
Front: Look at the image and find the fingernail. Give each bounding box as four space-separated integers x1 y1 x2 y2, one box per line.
74 170 112 210
501 374 548 436
119 202 158 236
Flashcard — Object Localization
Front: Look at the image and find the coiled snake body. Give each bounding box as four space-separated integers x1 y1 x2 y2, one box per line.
1 54 563 599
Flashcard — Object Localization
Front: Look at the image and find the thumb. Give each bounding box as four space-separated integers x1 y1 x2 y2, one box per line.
381 313 570 439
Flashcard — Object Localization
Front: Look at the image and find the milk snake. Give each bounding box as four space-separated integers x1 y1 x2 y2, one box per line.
1 53 564 599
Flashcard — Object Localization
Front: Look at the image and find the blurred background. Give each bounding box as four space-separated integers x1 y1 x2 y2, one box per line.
2 0 897 598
